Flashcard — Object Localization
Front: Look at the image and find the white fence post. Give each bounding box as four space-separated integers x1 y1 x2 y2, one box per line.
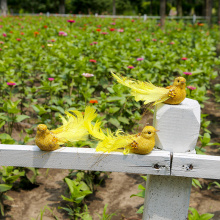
143 98 201 220
144 14 147 21
193 14 196 24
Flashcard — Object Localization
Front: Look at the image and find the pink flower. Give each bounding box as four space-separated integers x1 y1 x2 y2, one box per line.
3 33 7 37
137 58 144 61
101 32 108 35
170 41 175 45
152 39 157 42
136 39 140 41
118 29 124 32
187 86 196 90
48 78 54 81
59 31 67 36
128 65 135 69
82 73 94 78
160 40 164 43
97 25 102 27
0 48 2 51
7 81 16 86
93 41 98 44
131 19 135 22
0 41 4 44
0 25 3 28
111 22 116 25
67 19 75 23
89 59 97 63
90 43 93 45
183 72 192 75
181 57 188 60
16 38 21 41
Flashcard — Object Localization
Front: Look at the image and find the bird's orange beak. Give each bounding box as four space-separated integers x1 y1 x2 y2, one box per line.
155 130 159 132
181 81 185 84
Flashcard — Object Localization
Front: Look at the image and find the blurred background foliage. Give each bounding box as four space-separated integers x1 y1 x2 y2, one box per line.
3 0 220 17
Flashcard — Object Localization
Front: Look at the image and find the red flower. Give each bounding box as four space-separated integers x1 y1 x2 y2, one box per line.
7 81 16 86
67 19 75 23
16 38 21 41
89 100 98 104
44 25 48 28
20 32 24 35
109 28 115 31
96 28 101 32
89 59 97 63
181 57 188 60
131 19 135 22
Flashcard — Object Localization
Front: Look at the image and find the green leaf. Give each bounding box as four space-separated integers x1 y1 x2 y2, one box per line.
0 184 13 192
15 115 30 122
118 116 129 124
108 118 120 127
200 213 214 220
0 133 13 140
136 205 144 214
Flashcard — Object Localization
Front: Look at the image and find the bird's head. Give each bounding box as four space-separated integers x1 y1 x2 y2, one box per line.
37 124 48 134
141 126 158 139
173 77 186 88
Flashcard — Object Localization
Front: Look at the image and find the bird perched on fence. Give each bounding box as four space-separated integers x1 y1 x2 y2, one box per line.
35 106 97 151
85 116 158 155
112 72 186 105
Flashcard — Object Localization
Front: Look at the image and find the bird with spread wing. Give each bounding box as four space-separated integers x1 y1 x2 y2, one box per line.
35 106 97 151
112 72 186 105
84 113 158 155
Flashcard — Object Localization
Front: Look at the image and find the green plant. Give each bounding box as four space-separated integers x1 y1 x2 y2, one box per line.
59 177 92 219
0 166 25 216
96 204 117 220
31 205 59 220
188 207 214 220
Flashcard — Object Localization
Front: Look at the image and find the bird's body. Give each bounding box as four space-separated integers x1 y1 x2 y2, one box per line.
35 106 97 151
35 124 59 151
85 117 157 155
112 73 186 105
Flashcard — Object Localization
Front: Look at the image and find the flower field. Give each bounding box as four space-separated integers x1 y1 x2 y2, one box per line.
0 15 220 219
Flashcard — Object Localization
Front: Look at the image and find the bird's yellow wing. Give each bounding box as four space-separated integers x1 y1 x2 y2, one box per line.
96 130 136 155
52 107 97 145
112 72 170 105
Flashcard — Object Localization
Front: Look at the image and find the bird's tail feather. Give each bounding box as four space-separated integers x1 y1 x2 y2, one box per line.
112 72 169 105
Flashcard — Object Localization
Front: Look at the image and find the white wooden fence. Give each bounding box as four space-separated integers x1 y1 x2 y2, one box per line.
0 98 219 219
5 13 208 23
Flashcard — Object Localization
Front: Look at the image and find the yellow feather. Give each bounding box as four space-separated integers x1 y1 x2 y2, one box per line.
52 107 97 145
112 72 169 105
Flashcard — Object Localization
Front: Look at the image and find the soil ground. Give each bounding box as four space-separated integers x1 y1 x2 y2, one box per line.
1 81 220 220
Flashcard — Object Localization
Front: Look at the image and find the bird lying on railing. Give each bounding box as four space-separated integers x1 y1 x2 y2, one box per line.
35 106 97 151
85 114 158 155
112 72 186 105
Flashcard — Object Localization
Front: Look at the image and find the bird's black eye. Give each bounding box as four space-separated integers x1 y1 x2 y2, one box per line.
177 80 179 82
148 131 151 134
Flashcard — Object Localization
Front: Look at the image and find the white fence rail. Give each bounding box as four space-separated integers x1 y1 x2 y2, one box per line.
0 98 219 220
2 13 209 23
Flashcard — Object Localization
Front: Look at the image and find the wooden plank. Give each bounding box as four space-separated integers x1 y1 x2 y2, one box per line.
172 153 220 179
0 144 171 175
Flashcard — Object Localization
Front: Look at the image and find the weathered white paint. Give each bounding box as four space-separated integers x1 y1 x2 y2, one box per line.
172 153 220 179
153 98 201 153
0 145 170 175
143 98 199 220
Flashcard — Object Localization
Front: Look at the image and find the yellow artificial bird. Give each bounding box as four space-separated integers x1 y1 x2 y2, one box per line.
112 72 186 105
35 106 97 151
84 116 157 155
